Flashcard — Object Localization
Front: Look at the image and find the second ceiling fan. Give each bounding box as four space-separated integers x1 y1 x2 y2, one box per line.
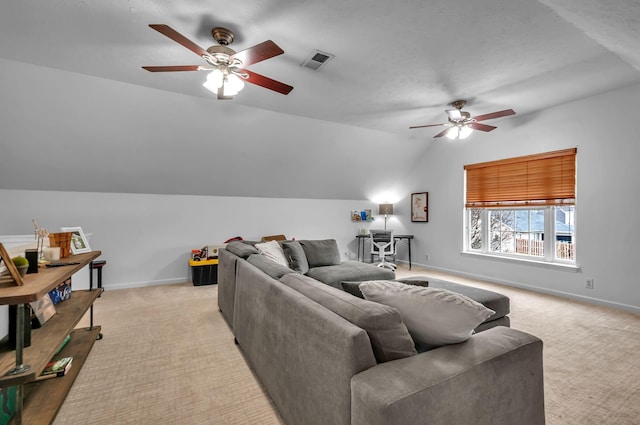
143 24 293 99
410 100 515 139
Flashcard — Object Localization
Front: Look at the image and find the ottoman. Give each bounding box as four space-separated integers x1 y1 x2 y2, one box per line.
399 276 510 333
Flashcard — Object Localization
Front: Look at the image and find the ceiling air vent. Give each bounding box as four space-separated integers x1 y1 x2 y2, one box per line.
301 50 335 71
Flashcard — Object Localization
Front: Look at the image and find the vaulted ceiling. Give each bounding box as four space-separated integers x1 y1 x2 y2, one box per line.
1 0 639 199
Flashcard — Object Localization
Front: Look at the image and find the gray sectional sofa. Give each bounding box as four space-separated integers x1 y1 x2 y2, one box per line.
218 239 545 425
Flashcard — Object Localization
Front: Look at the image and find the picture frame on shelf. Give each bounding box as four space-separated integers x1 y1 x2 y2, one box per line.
61 226 91 254
30 293 56 327
411 192 428 222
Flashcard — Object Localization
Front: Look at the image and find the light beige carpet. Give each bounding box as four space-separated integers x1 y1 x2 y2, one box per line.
53 265 640 425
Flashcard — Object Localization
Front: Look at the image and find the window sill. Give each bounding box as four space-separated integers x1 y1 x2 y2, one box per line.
460 251 581 272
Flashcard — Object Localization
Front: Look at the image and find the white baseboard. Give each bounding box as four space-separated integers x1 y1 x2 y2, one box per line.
404 261 640 314
105 277 191 291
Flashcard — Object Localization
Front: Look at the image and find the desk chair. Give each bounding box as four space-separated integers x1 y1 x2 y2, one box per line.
370 230 396 271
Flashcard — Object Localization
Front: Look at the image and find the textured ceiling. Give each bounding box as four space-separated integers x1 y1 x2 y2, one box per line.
1 0 639 137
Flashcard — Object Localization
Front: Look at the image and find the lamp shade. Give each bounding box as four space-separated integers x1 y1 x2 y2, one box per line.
378 203 394 215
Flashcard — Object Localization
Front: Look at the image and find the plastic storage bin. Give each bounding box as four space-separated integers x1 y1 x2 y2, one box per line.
189 258 218 286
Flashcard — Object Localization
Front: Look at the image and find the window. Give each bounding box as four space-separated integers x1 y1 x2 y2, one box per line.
464 149 576 264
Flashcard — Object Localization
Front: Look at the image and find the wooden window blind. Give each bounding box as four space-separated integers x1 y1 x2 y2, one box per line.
464 148 576 207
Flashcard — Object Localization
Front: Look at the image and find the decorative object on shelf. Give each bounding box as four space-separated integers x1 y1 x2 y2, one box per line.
61 226 91 254
33 219 50 259
48 278 72 305
351 209 373 222
25 249 39 274
0 243 24 286
43 246 61 262
378 203 394 230
11 256 29 277
411 192 429 222
29 293 57 327
49 232 73 258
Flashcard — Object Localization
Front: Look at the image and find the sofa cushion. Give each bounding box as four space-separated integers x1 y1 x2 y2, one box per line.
279 273 417 363
281 241 310 274
306 261 395 289
341 279 429 299
359 280 495 351
298 239 341 267
247 254 294 279
255 240 290 267
224 241 259 259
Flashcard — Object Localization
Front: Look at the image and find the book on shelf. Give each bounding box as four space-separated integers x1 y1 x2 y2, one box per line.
37 357 73 380
55 334 72 355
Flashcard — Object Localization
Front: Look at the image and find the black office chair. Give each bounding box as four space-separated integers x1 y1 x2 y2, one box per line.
369 230 396 270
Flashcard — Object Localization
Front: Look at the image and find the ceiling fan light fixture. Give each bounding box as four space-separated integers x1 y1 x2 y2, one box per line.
459 125 473 139
446 126 459 140
223 73 245 96
203 68 224 93
446 125 473 140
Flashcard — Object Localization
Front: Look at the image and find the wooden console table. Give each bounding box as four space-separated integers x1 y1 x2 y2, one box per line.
0 251 102 425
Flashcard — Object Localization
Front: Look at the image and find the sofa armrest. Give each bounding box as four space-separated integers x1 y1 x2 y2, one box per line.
351 326 545 425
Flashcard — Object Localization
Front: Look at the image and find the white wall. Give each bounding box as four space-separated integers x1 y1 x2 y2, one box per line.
401 83 640 313
0 190 381 288
0 189 387 336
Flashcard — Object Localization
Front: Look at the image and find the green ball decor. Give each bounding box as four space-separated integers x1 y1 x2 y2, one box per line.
11 256 29 267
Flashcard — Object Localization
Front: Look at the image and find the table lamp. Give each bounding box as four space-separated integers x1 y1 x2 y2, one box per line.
378 203 394 230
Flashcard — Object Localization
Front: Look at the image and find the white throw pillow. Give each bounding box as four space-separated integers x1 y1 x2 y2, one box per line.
359 280 495 350
255 241 290 268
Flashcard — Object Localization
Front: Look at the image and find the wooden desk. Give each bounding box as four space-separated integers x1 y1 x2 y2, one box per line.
355 234 414 269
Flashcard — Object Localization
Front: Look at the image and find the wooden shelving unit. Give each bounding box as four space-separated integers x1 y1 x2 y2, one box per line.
0 250 102 425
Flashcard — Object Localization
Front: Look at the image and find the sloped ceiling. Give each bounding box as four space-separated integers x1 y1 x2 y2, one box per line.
1 0 639 199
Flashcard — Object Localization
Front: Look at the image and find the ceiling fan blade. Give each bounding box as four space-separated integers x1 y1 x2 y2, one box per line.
142 65 203 72
473 109 516 122
409 123 448 129
469 122 497 132
446 109 462 120
231 40 284 67
149 24 210 58
241 69 293 95
433 128 451 138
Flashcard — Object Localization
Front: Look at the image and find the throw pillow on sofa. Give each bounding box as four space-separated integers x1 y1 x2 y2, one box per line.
255 240 290 268
225 241 259 259
298 239 341 267
281 241 310 274
247 254 293 279
280 273 417 362
341 279 429 299
359 280 495 351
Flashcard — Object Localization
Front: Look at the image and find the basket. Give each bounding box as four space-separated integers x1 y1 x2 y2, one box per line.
49 232 73 258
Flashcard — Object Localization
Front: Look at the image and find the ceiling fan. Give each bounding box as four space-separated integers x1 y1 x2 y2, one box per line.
410 100 515 139
142 24 293 99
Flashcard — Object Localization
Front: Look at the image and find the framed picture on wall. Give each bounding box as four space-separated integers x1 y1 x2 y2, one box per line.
411 192 428 222
61 227 91 254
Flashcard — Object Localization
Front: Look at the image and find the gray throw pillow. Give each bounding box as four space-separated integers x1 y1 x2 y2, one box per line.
342 279 429 299
282 241 310 274
341 281 367 299
298 239 341 267
280 274 417 363
247 254 294 279
360 280 494 351
225 241 259 258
